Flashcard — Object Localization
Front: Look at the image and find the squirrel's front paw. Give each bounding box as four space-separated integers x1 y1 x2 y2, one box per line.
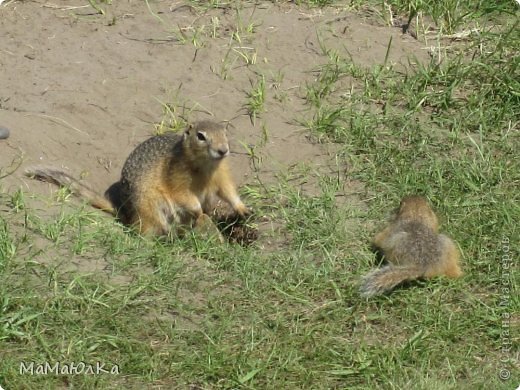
235 204 253 218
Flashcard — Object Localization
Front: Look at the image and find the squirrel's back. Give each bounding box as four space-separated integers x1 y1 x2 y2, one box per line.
385 220 443 268
121 133 182 190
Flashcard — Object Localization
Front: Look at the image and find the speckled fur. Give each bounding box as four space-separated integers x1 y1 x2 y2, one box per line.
360 195 462 297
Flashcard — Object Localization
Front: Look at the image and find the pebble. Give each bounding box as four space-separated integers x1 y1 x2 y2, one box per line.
0 126 10 139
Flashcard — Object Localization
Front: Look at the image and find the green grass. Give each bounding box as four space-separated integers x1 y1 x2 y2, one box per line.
1 0 519 389
245 74 266 125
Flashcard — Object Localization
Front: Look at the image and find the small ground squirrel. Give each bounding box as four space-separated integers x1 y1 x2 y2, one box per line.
360 195 462 297
26 120 249 236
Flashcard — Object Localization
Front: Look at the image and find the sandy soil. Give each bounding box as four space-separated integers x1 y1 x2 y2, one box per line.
0 0 427 214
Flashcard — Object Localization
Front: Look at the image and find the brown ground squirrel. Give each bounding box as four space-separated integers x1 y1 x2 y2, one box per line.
26 120 250 236
360 195 462 297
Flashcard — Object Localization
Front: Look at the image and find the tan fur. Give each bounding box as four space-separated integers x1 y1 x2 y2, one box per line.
26 120 249 237
360 195 462 297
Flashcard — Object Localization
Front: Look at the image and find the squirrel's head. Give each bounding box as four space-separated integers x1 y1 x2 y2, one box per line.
397 195 439 229
183 121 230 162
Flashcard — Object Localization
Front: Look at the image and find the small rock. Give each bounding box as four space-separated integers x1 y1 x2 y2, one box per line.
0 126 10 139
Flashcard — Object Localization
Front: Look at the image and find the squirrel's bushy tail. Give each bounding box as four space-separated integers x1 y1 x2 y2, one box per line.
359 265 424 297
25 167 115 215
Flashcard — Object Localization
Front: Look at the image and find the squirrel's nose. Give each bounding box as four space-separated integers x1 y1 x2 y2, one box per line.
217 148 229 157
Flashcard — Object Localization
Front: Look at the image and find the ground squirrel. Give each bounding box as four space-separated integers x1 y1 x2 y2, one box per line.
26 120 250 236
360 195 462 297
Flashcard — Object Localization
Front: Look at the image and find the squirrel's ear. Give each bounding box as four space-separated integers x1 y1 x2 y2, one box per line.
184 124 193 137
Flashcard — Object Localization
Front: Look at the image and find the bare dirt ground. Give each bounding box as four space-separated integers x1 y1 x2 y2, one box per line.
0 0 427 226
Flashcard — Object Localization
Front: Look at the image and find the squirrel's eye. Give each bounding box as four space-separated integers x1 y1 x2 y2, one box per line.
197 132 206 141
